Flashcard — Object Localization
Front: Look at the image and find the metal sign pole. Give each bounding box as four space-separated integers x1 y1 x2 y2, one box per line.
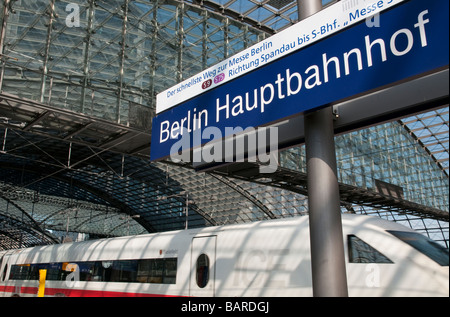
298 0 349 297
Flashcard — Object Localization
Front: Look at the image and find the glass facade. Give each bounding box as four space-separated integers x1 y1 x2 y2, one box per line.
280 120 449 212
0 0 266 125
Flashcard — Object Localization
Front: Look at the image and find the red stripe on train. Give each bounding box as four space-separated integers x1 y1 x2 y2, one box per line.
0 285 178 297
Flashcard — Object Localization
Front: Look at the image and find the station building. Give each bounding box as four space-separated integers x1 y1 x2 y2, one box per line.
0 0 448 251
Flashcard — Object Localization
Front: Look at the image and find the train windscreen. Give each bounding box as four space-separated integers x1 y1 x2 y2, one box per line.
387 231 449 266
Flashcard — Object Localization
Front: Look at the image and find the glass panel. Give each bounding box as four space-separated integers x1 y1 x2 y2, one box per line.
9 264 29 280
196 253 209 288
163 258 177 284
110 260 138 282
2 264 8 281
2 0 266 127
137 259 151 283
149 259 164 283
348 235 393 264
388 230 449 266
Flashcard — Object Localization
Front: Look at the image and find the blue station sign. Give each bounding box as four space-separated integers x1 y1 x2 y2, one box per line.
150 0 449 162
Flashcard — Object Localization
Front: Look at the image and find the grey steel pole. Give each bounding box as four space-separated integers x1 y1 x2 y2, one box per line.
304 107 348 297
0 0 11 92
298 0 349 297
297 0 322 19
40 0 56 104
185 191 189 230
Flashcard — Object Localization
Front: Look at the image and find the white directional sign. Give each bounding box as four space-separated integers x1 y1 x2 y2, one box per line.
156 0 405 114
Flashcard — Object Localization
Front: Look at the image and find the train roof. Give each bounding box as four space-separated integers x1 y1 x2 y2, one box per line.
5 214 417 262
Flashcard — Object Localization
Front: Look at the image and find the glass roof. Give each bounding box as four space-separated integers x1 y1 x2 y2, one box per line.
400 108 449 177
189 0 336 32
0 0 448 250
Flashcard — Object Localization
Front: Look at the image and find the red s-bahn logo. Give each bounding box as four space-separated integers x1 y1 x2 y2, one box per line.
202 79 212 90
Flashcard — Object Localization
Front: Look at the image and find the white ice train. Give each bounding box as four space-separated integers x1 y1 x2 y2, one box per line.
0 214 448 297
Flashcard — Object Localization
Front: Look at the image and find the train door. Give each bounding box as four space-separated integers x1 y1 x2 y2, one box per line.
0 254 10 282
190 236 216 297
0 254 10 297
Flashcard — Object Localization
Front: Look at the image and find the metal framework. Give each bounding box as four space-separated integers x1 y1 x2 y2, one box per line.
0 0 448 250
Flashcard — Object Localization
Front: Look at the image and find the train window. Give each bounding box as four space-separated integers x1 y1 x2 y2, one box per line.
0 256 4 282
149 259 164 283
47 263 63 281
135 258 177 284
9 264 30 280
163 258 177 284
387 231 449 266
348 235 393 263
196 254 210 288
27 264 38 280
111 260 138 282
2 264 8 281
137 259 152 283
7 258 178 284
